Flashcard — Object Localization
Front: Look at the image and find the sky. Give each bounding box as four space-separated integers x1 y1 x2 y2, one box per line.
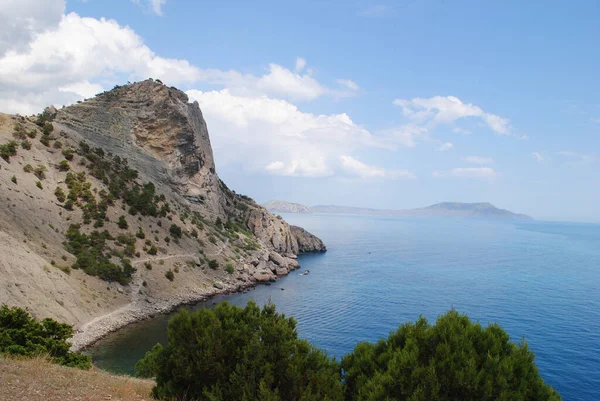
1 0 599 222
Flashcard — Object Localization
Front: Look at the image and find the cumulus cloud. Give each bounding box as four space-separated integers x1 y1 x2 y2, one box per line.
0 2 355 113
186 89 403 179
339 155 415 180
0 0 65 55
462 156 493 164
393 95 512 135
437 142 453 151
433 167 499 179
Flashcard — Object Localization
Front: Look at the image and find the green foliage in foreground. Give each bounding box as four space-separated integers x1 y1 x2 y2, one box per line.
136 301 343 401
137 305 561 401
0 305 91 369
341 310 561 401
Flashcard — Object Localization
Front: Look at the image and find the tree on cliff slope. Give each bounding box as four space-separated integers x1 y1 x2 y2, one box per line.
135 301 343 401
341 309 561 401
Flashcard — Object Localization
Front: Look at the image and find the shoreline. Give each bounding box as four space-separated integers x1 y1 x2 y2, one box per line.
70 269 293 352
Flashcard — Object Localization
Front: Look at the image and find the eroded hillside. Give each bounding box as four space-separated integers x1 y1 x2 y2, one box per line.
0 80 325 349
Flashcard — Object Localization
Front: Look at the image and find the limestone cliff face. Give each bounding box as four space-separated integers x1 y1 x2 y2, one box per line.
55 79 324 256
0 80 324 346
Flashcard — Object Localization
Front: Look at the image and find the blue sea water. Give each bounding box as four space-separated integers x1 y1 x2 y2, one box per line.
89 214 600 401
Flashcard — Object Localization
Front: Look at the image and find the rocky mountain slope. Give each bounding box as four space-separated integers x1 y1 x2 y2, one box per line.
273 201 533 220
0 80 325 349
263 200 311 214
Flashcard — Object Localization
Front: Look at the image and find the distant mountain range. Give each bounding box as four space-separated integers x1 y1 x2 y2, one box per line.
263 201 534 221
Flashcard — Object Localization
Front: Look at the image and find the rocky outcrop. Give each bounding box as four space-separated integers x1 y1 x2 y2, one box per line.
54 79 325 256
290 225 327 252
0 79 326 348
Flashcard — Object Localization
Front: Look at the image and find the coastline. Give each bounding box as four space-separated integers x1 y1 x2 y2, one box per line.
70 265 298 352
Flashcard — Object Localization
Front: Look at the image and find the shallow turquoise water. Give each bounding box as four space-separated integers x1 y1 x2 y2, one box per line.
88 215 600 400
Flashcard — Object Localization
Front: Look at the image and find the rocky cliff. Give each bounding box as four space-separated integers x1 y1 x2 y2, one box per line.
0 79 325 349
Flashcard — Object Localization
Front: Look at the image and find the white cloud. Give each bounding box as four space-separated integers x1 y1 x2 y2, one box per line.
437 142 453 151
186 89 398 179
295 57 306 73
132 0 167 16
151 0 167 15
0 4 352 113
433 167 499 179
0 0 65 56
336 79 360 91
557 151 595 164
531 152 544 163
452 127 471 135
393 95 512 135
462 156 493 164
339 155 415 180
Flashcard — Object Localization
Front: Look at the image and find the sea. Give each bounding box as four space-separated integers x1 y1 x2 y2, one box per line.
88 214 600 401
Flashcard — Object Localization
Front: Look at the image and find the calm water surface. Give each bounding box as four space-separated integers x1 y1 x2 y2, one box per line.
89 214 600 401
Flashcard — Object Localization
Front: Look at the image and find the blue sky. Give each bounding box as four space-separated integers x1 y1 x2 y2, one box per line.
1 0 599 222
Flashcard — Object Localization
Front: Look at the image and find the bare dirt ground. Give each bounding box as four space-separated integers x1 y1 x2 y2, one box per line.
0 355 154 401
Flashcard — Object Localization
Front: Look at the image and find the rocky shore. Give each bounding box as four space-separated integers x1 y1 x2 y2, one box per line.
70 249 312 352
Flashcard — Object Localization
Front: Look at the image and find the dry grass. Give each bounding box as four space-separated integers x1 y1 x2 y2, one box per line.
0 355 155 401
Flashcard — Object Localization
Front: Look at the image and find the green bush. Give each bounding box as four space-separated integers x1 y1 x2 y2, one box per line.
27 130 37 139
208 259 219 269
34 165 47 179
169 224 182 238
135 302 343 401
58 160 70 171
341 310 562 401
0 140 18 161
62 149 75 160
148 245 158 255
54 187 66 202
36 181 43 189
165 270 174 281
23 164 33 173
21 140 32 150
0 305 91 369
11 175 17 184
117 215 128 229
225 263 234 274
136 227 145 239
42 122 54 135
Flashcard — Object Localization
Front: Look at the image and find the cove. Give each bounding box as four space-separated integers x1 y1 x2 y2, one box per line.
87 214 600 401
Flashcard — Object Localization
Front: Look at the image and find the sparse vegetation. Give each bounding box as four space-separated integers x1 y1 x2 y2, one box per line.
36 181 43 189
225 263 234 274
208 259 219 270
54 187 66 202
65 224 135 285
165 270 174 281
58 160 70 171
169 224 182 238
23 164 33 173
117 215 128 229
34 165 47 179
0 140 18 161
62 149 75 160
20 140 32 150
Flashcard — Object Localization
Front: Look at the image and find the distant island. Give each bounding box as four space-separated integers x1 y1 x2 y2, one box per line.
263 201 534 221
263 200 312 214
